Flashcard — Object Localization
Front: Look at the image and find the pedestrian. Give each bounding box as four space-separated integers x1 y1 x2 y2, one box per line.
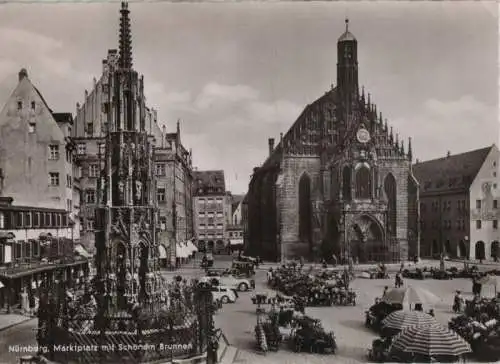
267 268 273 283
395 272 403 288
382 286 388 298
332 254 337 267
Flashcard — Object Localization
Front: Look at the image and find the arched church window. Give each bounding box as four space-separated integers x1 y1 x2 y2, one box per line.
384 173 397 235
298 173 312 244
342 166 352 201
355 165 371 199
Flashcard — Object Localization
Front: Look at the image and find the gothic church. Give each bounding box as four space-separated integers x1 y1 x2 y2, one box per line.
246 20 419 263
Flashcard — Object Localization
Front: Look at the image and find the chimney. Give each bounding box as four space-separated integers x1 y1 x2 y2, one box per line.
18 68 28 81
268 138 275 156
447 151 451 158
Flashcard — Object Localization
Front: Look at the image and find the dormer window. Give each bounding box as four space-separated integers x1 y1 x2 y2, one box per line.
31 101 35 110
17 101 22 110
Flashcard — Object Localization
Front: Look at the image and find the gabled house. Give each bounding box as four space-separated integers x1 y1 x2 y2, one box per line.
413 145 500 260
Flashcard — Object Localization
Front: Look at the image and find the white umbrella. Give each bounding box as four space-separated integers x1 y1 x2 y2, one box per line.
382 286 441 308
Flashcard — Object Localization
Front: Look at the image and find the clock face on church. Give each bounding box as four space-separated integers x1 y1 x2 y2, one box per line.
356 128 371 144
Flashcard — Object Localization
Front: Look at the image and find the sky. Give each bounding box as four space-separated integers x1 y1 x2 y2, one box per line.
0 1 497 194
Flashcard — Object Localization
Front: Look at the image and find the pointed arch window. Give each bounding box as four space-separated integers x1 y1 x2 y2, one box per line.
384 173 397 235
355 165 371 199
298 173 312 244
342 166 352 201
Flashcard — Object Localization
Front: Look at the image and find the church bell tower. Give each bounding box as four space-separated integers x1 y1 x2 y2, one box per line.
337 19 359 98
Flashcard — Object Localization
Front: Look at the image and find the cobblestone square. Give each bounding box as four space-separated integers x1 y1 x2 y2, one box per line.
215 269 489 364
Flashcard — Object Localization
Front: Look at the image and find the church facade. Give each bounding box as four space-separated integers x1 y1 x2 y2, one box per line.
245 20 420 263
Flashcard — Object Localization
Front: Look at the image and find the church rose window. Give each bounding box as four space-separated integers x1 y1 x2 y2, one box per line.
355 166 371 199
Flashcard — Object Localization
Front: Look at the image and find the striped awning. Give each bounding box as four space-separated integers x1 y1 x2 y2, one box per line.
176 244 189 258
186 240 198 254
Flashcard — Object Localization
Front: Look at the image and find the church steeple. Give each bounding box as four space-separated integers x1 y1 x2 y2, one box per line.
408 137 413 161
119 2 133 69
337 18 358 98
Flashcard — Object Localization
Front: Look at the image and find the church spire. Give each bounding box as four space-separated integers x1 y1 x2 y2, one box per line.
408 137 413 161
119 2 133 69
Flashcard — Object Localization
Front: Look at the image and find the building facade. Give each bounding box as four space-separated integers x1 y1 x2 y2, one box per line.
193 170 228 253
0 70 89 309
0 69 80 232
227 194 245 250
246 20 419 263
0 197 89 312
155 121 194 266
73 49 163 253
414 145 500 260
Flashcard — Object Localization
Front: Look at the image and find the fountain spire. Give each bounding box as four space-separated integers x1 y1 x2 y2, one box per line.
119 2 133 69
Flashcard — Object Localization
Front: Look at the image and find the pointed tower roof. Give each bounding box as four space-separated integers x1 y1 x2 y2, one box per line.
119 2 133 69
338 18 357 42
408 137 413 161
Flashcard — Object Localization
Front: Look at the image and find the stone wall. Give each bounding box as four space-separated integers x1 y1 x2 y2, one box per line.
279 154 321 259
378 158 411 261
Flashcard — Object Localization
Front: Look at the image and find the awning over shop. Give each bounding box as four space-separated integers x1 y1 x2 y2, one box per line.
0 281 4 288
186 240 198 254
74 244 91 258
39 232 52 239
230 239 244 246
176 244 189 259
158 244 167 259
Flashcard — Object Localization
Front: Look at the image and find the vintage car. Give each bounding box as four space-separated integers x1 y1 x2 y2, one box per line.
200 275 255 292
210 285 238 304
231 261 256 277
402 268 432 280
236 255 262 265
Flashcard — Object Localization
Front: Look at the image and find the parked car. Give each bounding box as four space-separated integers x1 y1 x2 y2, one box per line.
210 285 238 304
200 275 255 292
